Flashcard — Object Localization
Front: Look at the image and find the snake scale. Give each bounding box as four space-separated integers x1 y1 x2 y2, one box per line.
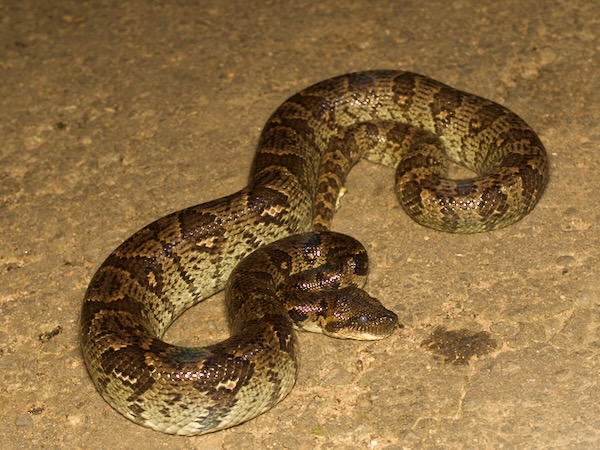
81 70 548 435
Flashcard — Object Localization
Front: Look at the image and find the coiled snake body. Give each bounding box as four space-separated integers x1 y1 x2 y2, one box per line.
81 71 548 435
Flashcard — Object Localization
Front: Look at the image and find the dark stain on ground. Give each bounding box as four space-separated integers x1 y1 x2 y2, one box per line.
421 326 497 365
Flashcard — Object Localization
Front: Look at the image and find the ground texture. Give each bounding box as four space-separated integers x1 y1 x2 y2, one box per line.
1 1 599 449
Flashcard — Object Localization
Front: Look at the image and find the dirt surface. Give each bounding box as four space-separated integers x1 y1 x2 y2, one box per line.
1 1 599 449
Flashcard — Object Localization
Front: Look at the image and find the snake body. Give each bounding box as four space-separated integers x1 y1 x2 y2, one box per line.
81 71 548 435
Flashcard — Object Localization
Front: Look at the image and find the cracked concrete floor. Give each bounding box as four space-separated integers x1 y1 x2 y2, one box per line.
1 1 599 449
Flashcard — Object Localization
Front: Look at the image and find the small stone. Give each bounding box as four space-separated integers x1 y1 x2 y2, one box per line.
15 414 34 430
555 255 575 266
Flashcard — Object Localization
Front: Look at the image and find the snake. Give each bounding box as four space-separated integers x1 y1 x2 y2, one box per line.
80 70 548 435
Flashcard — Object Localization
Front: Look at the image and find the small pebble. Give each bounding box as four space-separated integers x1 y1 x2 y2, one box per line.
15 414 34 430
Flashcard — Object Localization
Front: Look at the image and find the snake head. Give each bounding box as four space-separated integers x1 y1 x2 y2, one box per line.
287 286 399 340
320 287 400 340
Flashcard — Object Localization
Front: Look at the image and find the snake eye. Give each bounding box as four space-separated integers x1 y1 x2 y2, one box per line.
358 314 369 324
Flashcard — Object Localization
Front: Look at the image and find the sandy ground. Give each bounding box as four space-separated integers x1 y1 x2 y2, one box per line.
1 1 599 449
